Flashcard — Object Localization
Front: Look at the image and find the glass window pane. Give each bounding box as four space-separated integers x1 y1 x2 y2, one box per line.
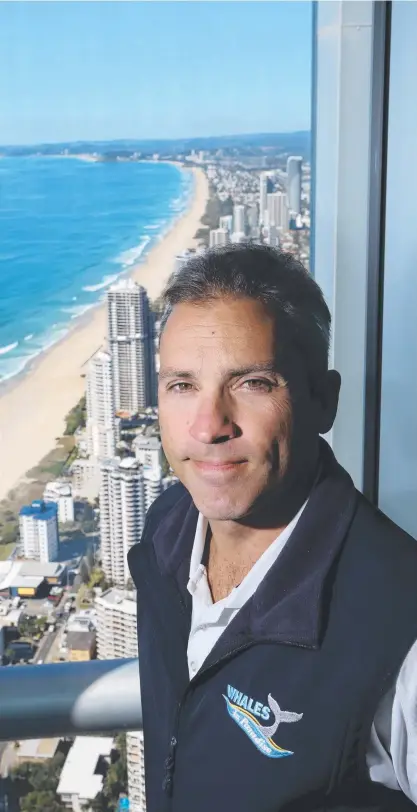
378 0 417 538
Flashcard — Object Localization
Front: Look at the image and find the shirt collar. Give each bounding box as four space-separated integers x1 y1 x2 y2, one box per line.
187 498 309 601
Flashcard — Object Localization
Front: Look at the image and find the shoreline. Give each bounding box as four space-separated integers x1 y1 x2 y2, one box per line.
0 165 209 503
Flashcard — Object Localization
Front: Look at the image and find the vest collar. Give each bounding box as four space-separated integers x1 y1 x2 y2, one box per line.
151 440 358 650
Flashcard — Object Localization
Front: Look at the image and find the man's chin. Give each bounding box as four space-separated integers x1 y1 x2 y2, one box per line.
190 487 252 522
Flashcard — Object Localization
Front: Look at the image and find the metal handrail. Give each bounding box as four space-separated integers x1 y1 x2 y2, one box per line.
0 659 142 741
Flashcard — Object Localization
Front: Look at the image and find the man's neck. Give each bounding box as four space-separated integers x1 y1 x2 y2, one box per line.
206 521 288 603
205 477 317 604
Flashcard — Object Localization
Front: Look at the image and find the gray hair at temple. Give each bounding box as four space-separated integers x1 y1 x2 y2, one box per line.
159 244 331 386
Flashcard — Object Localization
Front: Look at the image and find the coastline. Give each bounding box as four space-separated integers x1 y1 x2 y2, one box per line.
0 165 209 503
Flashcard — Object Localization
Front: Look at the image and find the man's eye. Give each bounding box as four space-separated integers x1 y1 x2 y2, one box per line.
169 382 193 392
241 379 274 392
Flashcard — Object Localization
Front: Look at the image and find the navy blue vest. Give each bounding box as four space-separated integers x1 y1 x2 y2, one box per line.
128 442 417 812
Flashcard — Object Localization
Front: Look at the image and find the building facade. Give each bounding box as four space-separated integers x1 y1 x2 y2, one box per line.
267 191 288 230
18 501 59 563
95 588 138 660
107 280 157 415
126 731 146 812
133 436 163 474
43 481 75 524
259 173 273 225
99 457 145 587
286 155 303 215
209 227 229 248
86 349 116 459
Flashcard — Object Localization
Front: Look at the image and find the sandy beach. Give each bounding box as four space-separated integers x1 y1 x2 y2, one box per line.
0 166 209 502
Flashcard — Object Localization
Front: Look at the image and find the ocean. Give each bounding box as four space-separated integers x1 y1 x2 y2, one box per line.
0 156 193 384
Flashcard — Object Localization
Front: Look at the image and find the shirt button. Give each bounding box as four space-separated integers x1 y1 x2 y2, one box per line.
190 661 197 674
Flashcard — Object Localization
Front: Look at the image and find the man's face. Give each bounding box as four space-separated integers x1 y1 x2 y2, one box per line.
158 297 332 522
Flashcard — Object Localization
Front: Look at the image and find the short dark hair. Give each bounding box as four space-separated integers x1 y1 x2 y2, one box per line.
159 244 331 384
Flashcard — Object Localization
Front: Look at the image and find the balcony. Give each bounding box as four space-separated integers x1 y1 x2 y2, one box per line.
0 659 142 741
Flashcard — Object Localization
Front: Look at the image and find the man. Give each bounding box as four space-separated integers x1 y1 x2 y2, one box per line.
128 244 417 811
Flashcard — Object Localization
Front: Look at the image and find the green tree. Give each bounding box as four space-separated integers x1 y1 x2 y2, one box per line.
1 521 18 545
20 789 64 812
64 395 86 436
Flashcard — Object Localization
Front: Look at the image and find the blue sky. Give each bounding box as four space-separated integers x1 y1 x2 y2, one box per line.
0 1 312 145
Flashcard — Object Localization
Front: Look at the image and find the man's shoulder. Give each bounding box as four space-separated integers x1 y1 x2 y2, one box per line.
349 491 417 581
141 481 192 544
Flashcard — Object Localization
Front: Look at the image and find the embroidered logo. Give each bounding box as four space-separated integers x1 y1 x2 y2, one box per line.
223 684 303 758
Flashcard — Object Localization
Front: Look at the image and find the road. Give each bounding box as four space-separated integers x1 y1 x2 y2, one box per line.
34 628 59 664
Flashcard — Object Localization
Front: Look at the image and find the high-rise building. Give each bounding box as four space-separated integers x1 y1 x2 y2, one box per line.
267 192 289 230
95 588 138 659
133 436 163 474
259 173 273 225
144 469 163 512
247 204 259 231
209 228 229 248
43 481 75 524
107 280 156 416
286 156 303 215
265 225 280 248
127 731 146 812
86 349 116 460
99 458 145 587
19 500 59 563
233 204 247 235
219 214 233 233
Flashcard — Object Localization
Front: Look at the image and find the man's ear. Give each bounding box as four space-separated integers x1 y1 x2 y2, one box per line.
316 370 341 435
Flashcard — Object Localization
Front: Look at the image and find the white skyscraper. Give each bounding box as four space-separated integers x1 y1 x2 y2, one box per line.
133 436 163 474
127 732 146 812
259 173 273 225
267 192 289 230
219 214 233 233
43 481 75 524
144 469 163 511
233 204 246 235
99 458 145 587
19 500 59 563
95 589 145 809
209 228 229 248
96 588 138 659
86 349 116 460
286 156 303 215
107 280 156 416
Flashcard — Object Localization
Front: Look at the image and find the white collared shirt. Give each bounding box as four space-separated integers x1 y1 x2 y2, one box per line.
186 505 417 804
186 499 308 678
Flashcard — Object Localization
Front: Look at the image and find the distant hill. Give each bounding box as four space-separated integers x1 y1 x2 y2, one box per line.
1 131 311 161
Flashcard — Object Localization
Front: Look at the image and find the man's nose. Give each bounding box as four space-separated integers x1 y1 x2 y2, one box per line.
188 394 237 445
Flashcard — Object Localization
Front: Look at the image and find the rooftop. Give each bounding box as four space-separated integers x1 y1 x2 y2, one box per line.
67 631 96 651
16 737 60 761
95 588 137 616
19 500 58 520
57 736 114 800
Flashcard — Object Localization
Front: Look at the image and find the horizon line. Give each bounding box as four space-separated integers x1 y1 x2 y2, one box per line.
0 129 311 151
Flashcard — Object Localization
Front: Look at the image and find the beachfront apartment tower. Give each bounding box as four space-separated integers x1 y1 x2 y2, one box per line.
95 587 145 812
99 457 145 587
233 204 247 236
286 156 303 215
107 279 157 416
95 587 138 660
133 435 163 474
260 173 273 225
86 349 116 459
127 731 146 812
267 192 289 230
219 214 233 233
209 228 230 248
43 481 75 524
19 500 59 563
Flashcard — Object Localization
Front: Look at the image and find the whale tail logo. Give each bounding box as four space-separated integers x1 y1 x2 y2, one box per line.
258 694 303 740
